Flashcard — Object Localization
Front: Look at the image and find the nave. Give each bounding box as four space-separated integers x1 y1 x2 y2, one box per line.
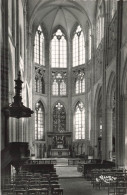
1 158 127 195
1 0 127 194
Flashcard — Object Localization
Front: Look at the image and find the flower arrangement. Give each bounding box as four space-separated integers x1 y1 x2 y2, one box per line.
96 175 117 183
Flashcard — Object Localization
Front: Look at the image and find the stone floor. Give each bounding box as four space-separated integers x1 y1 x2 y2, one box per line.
59 178 107 195
54 158 107 195
55 166 82 178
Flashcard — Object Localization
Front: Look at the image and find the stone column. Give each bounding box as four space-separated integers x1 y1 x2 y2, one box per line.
68 39 72 134
106 108 113 161
124 96 127 168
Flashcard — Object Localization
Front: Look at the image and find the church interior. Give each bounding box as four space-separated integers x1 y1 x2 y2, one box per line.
1 0 127 194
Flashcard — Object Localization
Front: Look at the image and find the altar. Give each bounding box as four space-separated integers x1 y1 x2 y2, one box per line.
51 148 69 157
47 132 72 157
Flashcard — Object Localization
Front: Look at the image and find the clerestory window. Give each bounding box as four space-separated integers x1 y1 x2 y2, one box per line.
34 26 45 65
73 25 85 67
51 29 67 68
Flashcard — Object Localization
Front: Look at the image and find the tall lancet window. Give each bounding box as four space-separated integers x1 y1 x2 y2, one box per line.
52 80 59 96
75 71 85 94
73 25 85 67
34 26 45 65
35 101 45 140
60 80 66 95
74 102 85 139
111 0 117 19
53 102 66 132
96 2 104 47
51 29 67 68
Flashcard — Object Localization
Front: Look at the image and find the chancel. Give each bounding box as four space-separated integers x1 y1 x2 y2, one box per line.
1 0 127 195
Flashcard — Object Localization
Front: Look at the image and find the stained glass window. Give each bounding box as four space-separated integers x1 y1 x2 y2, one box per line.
34 26 45 65
51 29 67 68
35 101 45 140
74 102 85 139
53 102 66 132
73 25 85 67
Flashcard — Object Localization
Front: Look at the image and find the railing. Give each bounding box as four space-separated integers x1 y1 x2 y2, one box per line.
25 159 57 165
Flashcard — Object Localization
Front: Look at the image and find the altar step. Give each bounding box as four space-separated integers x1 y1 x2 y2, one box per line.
55 158 68 166
55 166 83 178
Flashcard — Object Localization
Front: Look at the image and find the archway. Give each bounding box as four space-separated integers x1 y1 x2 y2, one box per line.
94 85 102 159
106 72 116 161
121 61 127 168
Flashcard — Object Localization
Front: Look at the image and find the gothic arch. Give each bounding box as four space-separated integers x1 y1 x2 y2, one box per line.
52 101 66 132
51 25 68 41
35 99 47 114
95 0 106 18
72 99 85 112
52 100 67 112
94 84 102 114
94 84 102 158
32 22 48 42
106 72 116 160
70 22 86 40
121 57 127 167
107 71 116 108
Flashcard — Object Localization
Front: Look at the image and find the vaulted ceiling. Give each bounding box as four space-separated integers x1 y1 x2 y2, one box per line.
27 0 96 36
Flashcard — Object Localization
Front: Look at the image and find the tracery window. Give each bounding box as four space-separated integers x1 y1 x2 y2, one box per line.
35 77 45 94
96 3 104 47
51 29 67 68
52 80 59 96
74 102 85 139
75 71 85 94
35 101 45 140
73 25 85 67
34 26 45 65
53 102 66 132
111 0 117 19
52 72 67 96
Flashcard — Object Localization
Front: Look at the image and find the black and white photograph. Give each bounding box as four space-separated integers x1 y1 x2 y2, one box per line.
1 0 127 194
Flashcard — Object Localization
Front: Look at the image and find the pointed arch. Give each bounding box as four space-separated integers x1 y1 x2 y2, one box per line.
107 71 116 108
73 101 85 140
34 25 45 65
51 26 67 68
72 24 85 67
35 100 45 140
94 84 102 152
53 101 66 132
95 0 105 47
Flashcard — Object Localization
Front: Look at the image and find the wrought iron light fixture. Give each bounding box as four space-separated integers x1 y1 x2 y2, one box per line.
4 71 34 118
